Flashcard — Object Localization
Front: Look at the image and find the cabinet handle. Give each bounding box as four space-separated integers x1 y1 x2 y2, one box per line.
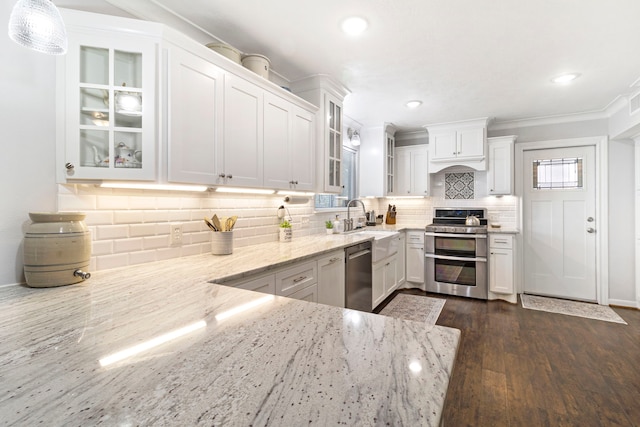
495 239 508 244
219 173 226 178
293 276 308 283
329 257 341 263
227 174 233 179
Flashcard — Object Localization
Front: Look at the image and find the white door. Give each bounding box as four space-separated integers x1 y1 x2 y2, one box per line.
523 146 597 301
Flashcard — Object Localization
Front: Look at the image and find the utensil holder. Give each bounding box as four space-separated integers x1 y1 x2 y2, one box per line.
211 231 233 255
279 228 292 242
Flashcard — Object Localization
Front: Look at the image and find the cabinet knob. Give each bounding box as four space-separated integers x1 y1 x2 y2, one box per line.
219 173 226 178
227 174 233 179
65 162 74 170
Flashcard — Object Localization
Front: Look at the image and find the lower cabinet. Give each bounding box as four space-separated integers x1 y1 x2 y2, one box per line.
223 249 346 306
396 233 406 286
317 251 346 307
489 234 514 294
405 231 425 286
372 253 398 309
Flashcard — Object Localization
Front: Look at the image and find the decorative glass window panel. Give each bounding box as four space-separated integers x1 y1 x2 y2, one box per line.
533 158 583 189
315 147 356 209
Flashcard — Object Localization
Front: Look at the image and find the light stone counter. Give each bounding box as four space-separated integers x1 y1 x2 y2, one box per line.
487 227 520 234
0 233 460 426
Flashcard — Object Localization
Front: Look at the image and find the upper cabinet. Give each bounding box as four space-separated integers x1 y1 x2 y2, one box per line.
167 45 224 184
487 135 516 195
395 145 429 196
290 76 350 194
57 10 162 182
425 118 489 173
359 123 397 197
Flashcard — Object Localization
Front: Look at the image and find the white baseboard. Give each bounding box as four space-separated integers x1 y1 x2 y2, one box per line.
608 298 639 309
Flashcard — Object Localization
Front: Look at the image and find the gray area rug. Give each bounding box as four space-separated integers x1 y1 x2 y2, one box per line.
379 294 445 326
521 294 627 325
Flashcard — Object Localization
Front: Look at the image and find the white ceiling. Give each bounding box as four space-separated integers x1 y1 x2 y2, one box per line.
56 0 640 132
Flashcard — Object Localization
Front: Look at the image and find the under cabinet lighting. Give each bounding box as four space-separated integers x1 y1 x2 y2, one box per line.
276 190 315 196
215 187 276 195
99 183 208 192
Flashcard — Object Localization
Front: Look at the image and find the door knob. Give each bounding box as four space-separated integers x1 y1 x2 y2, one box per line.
587 227 595 233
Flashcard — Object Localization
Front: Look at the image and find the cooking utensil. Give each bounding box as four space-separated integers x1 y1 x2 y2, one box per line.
204 217 217 231
465 215 481 226
226 215 237 231
212 214 222 231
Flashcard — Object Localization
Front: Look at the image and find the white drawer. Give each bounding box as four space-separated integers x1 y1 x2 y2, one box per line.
235 273 276 295
489 234 513 249
406 231 424 244
275 261 318 297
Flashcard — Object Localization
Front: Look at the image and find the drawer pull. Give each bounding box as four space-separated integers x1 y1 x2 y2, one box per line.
293 276 308 283
494 239 508 244
329 257 341 263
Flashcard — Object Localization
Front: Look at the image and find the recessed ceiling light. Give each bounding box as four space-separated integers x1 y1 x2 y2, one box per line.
406 100 423 109
552 73 581 84
341 16 368 36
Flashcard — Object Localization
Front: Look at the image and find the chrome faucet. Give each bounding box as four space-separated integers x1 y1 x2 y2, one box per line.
346 199 367 229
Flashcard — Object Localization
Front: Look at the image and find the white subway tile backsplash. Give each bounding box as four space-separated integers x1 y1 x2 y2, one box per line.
143 235 169 250
58 193 97 211
92 240 113 256
96 253 129 270
84 211 114 225
96 225 129 240
130 223 157 237
143 210 169 223
129 250 157 265
96 196 130 210
114 238 144 253
114 210 144 224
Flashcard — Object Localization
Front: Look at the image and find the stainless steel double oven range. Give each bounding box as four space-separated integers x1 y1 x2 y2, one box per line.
425 208 488 299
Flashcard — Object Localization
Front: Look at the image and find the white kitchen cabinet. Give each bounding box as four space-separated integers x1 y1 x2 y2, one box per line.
290 76 350 193
425 118 489 173
287 284 318 303
405 231 425 286
317 251 345 307
396 233 406 286
359 123 397 197
487 136 516 195
221 74 264 187
57 10 161 182
275 260 318 297
372 253 398 309
395 145 429 196
167 46 224 184
263 93 315 191
235 273 276 295
489 234 514 294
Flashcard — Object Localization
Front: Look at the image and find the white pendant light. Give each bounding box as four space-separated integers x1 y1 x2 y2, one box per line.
8 0 68 55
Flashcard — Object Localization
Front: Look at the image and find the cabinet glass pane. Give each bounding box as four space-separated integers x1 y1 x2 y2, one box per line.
114 50 143 88
335 160 341 187
80 88 109 126
335 134 341 159
80 129 109 168
329 132 335 157
329 159 335 186
114 90 142 128
80 46 108 85
114 132 142 168
329 101 335 129
335 104 341 129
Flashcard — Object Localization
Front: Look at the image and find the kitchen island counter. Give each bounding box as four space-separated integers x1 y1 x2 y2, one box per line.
0 234 459 426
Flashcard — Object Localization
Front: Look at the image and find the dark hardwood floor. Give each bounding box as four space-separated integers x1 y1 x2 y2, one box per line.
379 290 640 427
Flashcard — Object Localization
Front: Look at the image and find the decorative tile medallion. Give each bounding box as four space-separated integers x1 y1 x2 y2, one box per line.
445 172 475 199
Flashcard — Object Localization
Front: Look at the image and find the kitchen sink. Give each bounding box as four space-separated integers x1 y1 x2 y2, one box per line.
354 229 399 262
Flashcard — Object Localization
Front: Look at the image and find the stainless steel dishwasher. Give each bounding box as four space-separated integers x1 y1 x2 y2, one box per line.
345 241 373 312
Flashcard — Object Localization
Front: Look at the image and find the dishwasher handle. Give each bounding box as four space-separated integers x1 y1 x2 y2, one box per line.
348 249 371 260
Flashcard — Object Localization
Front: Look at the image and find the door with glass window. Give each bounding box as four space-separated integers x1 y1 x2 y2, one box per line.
523 146 597 301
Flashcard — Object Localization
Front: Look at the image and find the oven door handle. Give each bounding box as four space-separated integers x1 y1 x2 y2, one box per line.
425 253 487 263
425 232 487 239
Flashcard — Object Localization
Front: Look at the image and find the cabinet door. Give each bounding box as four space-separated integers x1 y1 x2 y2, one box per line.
372 261 386 309
236 273 276 295
168 47 224 184
222 74 263 187
396 234 406 286
291 107 315 190
62 34 157 181
406 244 425 284
457 127 484 158
385 133 396 195
385 254 398 296
489 248 514 294
411 146 429 195
395 147 412 195
317 252 345 307
325 93 343 192
287 284 318 303
263 92 291 189
488 139 514 195
430 131 458 160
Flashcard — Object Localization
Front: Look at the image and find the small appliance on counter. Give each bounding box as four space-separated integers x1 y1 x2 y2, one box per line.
23 212 91 287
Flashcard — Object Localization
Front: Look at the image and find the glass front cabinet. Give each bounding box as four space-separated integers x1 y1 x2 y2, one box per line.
58 25 159 181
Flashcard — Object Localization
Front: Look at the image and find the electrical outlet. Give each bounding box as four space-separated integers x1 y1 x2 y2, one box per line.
301 216 310 228
170 223 183 247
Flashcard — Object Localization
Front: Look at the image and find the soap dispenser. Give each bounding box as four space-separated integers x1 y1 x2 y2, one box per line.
333 215 343 234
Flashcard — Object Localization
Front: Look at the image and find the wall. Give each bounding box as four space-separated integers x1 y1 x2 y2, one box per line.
0 2 57 286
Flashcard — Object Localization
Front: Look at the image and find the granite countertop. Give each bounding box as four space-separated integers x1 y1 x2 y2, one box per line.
487 226 520 234
0 233 459 426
